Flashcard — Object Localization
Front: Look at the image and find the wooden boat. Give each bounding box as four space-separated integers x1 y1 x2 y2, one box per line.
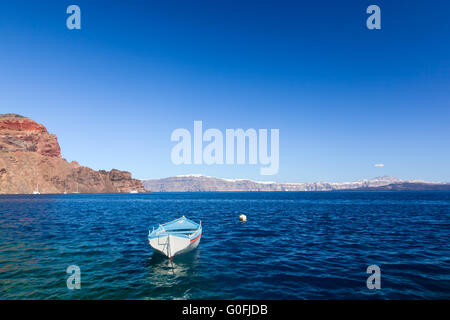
148 216 202 258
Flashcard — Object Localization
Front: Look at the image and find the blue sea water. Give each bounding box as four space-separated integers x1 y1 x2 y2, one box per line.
0 192 449 300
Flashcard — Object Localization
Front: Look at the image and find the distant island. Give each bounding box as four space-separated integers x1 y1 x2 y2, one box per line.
0 114 145 194
143 174 450 192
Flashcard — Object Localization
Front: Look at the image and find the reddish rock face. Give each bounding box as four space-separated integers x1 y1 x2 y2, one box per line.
0 114 61 157
0 114 145 194
0 117 46 132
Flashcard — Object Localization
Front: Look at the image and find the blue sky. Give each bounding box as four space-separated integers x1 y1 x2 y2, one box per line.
0 0 449 182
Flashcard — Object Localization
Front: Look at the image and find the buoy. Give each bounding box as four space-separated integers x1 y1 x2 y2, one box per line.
239 214 247 222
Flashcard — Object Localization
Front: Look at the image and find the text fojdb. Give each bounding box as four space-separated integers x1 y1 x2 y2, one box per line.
227 305 268 316
171 121 279 175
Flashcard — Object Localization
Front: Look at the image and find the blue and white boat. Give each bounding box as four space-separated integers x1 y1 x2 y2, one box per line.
148 216 202 258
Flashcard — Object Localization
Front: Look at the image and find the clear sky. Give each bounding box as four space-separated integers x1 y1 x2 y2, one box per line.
0 0 449 182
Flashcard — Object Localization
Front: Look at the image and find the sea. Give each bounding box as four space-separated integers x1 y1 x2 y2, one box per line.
0 191 449 299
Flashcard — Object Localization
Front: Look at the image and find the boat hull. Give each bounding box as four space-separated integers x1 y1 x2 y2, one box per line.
149 233 201 258
148 216 202 259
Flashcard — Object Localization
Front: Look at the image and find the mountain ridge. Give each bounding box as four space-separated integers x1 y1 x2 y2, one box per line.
143 175 449 192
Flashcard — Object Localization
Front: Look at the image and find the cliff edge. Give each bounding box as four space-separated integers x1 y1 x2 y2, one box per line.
0 114 145 194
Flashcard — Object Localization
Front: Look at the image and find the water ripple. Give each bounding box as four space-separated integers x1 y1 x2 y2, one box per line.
0 191 449 299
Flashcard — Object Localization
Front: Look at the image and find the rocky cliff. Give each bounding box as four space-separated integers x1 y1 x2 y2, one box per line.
0 114 145 194
142 174 448 192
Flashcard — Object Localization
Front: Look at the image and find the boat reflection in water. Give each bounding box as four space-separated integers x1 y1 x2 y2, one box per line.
145 249 201 299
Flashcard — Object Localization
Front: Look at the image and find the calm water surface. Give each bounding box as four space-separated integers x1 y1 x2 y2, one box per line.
0 192 449 299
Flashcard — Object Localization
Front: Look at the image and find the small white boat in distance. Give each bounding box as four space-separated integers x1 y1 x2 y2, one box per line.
148 216 202 259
